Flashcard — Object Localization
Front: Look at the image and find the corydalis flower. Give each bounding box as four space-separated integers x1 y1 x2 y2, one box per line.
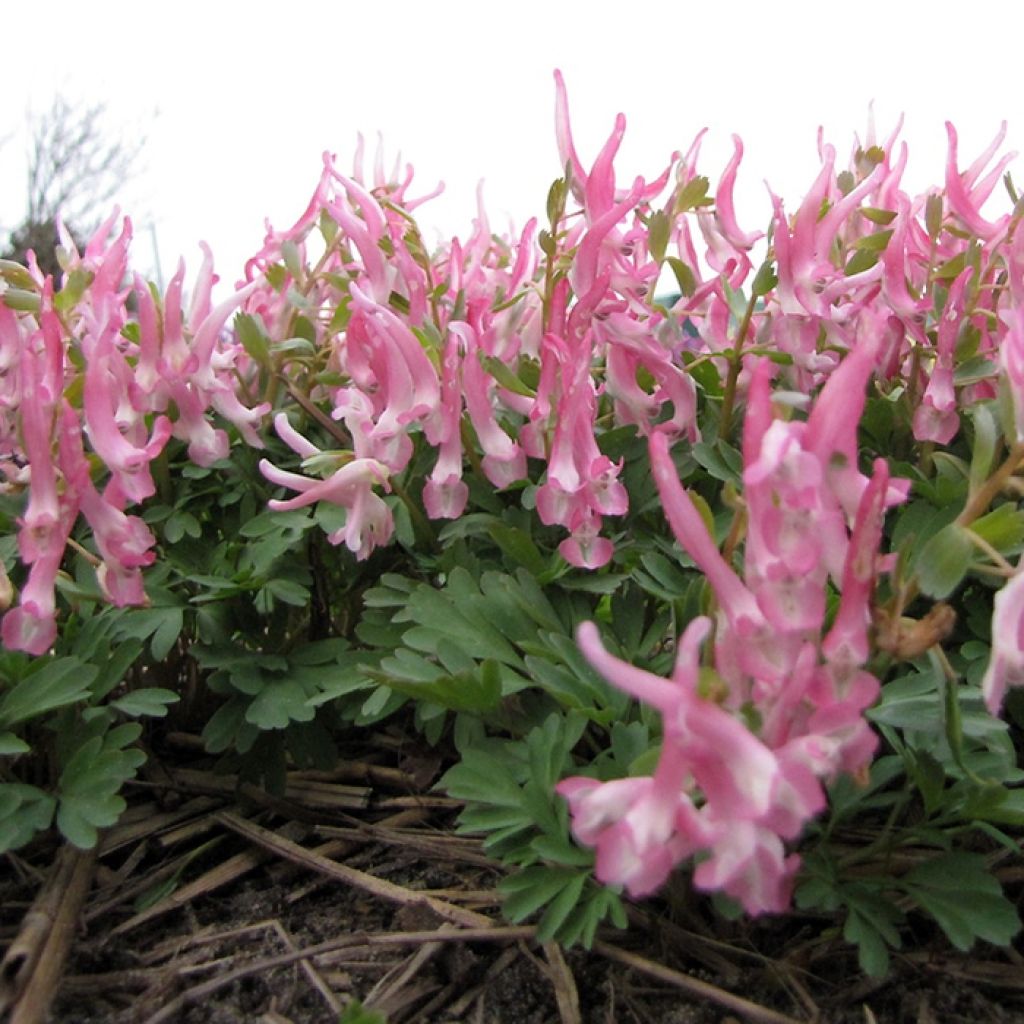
558 619 801 914
981 570 1024 715
259 414 393 560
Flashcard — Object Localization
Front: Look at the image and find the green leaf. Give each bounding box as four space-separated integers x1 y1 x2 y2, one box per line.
499 866 581 923
860 207 898 225
2 289 41 312
969 404 999 494
844 909 892 977
664 257 696 298
338 999 388 1024
478 352 536 398
970 505 1024 553
692 440 742 485
535 871 588 942
954 355 998 387
265 578 310 607
675 175 711 213
933 251 966 281
852 229 894 252
0 657 98 727
111 688 180 718
202 696 260 754
0 732 30 755
916 523 973 598
750 260 778 297
0 259 38 288
647 210 670 264
441 748 525 808
903 852 1020 951
89 639 145 701
245 679 317 730
844 248 881 276
234 312 271 367
372 659 503 713
0 784 55 853
57 733 146 848
546 176 567 227
842 887 903 977
115 605 185 662
926 194 944 238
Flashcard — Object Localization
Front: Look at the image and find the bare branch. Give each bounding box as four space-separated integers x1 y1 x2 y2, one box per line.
23 95 145 231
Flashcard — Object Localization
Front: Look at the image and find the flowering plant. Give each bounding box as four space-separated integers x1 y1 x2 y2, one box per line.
2 72 1023 975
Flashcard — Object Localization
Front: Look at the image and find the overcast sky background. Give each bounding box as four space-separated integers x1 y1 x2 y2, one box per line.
1 0 1021 295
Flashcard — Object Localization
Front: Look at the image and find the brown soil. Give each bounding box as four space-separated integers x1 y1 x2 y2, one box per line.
3 728 1024 1024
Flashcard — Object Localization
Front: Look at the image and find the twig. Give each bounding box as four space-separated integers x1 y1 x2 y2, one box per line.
542 942 582 1024
213 811 495 929
0 845 97 1024
269 919 343 1017
363 924 453 1018
593 940 807 1024
110 820 308 936
137 926 536 1024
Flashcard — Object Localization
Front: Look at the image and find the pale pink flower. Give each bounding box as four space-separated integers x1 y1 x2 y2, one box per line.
1 544 64 655
692 820 801 915
982 571 1024 715
259 414 393 560
944 122 1015 242
423 326 469 520
557 760 710 899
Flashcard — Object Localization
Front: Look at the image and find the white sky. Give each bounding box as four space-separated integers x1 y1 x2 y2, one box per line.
1 0 1021 294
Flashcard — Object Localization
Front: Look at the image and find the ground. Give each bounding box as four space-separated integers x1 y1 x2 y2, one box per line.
3 724 1024 1024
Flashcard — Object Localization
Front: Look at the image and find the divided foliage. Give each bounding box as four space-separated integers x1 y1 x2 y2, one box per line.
2 76 1024 976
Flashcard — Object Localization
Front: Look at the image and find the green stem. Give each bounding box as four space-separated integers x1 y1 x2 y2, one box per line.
717 289 758 441
956 441 1024 528
391 475 437 549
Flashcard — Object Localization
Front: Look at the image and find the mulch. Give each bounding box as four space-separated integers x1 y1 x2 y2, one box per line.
2 726 1023 1024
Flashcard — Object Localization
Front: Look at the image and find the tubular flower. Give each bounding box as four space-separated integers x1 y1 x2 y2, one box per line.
259 414 393 560
981 570 1024 715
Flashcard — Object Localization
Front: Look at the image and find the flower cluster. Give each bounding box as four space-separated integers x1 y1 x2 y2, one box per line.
0 216 267 653
558 355 905 913
2 72 1023 931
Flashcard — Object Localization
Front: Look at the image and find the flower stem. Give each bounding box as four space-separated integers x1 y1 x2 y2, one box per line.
717 290 758 441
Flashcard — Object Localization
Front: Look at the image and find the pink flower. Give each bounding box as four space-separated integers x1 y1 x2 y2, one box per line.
692 820 801 915
454 322 527 489
423 327 469 520
649 430 768 649
1 545 64 655
259 414 393 560
16 346 61 565
981 571 1024 715
83 327 171 502
944 122 1015 242
558 766 710 898
58 404 156 605
822 458 891 669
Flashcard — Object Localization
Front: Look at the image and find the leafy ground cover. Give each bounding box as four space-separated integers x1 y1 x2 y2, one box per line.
2 72 1024 1022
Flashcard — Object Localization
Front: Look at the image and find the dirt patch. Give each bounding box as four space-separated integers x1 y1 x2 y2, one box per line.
2 732 1023 1024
